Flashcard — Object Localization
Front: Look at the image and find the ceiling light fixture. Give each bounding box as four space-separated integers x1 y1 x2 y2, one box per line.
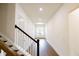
36 22 44 25
39 7 43 11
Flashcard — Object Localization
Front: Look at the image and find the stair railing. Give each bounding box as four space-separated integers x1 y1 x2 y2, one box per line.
15 25 39 56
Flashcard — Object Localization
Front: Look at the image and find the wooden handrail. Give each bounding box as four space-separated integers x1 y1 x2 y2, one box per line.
0 40 19 56
15 25 37 43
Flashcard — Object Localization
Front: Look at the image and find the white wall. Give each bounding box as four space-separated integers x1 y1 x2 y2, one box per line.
46 4 79 56
69 8 79 55
15 4 35 37
15 4 35 51
0 4 15 42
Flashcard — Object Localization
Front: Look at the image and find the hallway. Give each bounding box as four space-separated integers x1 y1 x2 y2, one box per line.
1 3 79 56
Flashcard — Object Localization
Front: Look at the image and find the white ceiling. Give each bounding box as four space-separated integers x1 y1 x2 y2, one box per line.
19 3 63 24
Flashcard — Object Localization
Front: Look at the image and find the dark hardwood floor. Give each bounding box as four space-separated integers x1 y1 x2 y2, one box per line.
39 39 58 56
27 39 58 56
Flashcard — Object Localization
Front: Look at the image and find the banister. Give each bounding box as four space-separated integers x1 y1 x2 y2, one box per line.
15 25 37 43
15 25 39 56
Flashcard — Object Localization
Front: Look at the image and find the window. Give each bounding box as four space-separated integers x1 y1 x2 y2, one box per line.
35 24 45 39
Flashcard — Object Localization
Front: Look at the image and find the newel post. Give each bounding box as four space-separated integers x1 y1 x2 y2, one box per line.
37 39 39 56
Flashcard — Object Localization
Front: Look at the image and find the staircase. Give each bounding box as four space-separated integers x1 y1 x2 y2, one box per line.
0 35 31 56
0 25 39 56
0 24 59 56
15 25 39 56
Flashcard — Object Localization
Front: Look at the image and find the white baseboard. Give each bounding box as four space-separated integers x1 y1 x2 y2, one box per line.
46 39 61 56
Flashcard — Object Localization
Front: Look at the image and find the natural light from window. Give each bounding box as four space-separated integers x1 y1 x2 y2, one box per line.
35 23 45 39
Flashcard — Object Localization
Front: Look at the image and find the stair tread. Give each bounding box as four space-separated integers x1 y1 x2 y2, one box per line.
0 35 2 37
0 37 31 56
11 46 18 49
17 51 27 56
20 54 25 56
0 38 7 41
5 41 12 45
3 41 7 42
8 45 13 47
14 50 19 52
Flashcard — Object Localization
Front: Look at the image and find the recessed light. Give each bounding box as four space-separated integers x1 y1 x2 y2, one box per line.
39 7 43 11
